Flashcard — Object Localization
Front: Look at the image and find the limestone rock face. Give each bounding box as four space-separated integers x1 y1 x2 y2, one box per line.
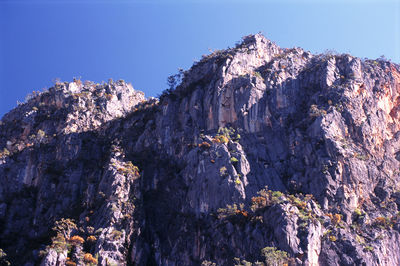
1 34 400 265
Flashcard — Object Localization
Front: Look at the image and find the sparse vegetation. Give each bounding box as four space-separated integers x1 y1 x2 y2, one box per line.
0 148 10 159
217 203 248 219
364 245 374 252
213 134 229 144
235 177 241 185
83 253 98 265
220 166 228 177
111 230 123 240
199 142 211 149
69 235 84 245
250 187 284 211
231 157 239 164
261 246 290 266
117 161 140 177
52 218 77 239
254 71 263 79
374 216 393 229
87 235 97 242
65 260 77 266
202 260 217 266
0 249 10 266
309 104 327 118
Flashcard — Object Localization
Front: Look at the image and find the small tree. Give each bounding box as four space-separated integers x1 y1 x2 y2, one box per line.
52 218 77 239
166 68 184 91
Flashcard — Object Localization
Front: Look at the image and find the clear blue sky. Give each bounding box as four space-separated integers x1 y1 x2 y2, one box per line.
1 0 399 118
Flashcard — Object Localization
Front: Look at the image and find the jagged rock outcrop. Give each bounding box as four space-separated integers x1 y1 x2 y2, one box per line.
1 34 400 265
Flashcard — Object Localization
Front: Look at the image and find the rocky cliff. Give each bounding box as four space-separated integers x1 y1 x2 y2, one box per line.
1 34 400 265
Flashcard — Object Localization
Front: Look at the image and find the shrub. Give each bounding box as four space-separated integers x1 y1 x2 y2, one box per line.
199 142 211 149
233 258 253 266
83 253 98 264
201 261 216 266
220 166 228 177
251 188 284 211
105 93 113 100
332 214 342 225
217 204 246 219
111 230 123 240
235 177 241 185
288 195 306 210
118 161 140 177
354 208 362 216
309 104 327 118
0 148 10 159
374 216 392 228
50 234 69 254
65 260 76 266
213 135 229 144
218 127 234 137
52 218 77 239
230 157 239 164
87 235 97 242
271 191 283 198
364 245 374 252
0 249 10 266
251 196 267 211
69 235 84 245
24 90 41 102
94 228 103 235
261 247 290 266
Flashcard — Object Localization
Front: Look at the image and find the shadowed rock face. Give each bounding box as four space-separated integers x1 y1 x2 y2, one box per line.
1 34 400 265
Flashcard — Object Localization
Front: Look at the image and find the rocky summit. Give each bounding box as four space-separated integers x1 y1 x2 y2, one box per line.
1 34 400 266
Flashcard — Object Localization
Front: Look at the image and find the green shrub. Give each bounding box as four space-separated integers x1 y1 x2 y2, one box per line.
220 166 228 176
217 203 247 219
251 188 284 211
235 177 241 185
354 208 362 216
213 135 229 144
271 191 283 198
230 157 239 164
261 247 290 266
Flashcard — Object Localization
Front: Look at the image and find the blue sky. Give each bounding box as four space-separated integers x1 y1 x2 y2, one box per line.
1 0 399 118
